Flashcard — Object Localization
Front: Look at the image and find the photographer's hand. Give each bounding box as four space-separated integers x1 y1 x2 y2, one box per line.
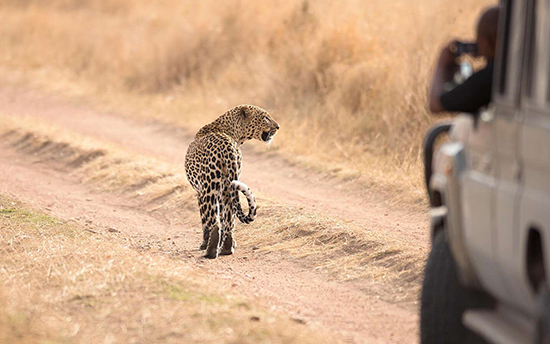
428 42 459 113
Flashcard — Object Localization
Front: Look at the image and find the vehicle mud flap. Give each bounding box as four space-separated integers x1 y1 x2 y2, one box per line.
536 285 550 344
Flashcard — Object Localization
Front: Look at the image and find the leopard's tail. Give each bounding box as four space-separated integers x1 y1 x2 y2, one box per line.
231 180 257 224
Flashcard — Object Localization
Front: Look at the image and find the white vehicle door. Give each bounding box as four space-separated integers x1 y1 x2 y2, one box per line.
515 0 550 316
492 0 538 315
461 0 527 303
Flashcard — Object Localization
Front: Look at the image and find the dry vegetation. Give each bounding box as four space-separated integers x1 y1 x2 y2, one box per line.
1 116 426 304
0 194 331 344
0 0 494 197
0 3 499 340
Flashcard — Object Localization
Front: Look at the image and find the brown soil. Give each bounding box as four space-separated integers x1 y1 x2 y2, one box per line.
0 84 427 343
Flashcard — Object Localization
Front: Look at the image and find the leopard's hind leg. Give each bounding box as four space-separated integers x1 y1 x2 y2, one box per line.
204 193 222 259
198 194 209 250
205 224 220 259
219 184 236 255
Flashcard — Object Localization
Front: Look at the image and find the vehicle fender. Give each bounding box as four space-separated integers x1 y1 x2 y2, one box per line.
430 141 481 289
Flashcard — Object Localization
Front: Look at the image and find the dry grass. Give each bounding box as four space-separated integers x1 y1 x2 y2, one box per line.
239 202 426 303
0 194 331 344
1 115 426 304
0 0 495 197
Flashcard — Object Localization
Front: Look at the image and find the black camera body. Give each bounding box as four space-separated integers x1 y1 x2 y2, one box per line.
451 42 478 56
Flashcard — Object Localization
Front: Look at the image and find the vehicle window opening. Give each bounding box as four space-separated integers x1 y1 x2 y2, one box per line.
497 0 513 95
524 0 537 98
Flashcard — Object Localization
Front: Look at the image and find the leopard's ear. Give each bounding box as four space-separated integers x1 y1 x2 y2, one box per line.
240 106 251 120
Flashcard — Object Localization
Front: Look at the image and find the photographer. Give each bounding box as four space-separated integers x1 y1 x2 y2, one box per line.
428 7 499 114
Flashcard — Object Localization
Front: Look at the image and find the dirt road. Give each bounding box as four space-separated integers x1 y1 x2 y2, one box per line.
0 85 428 343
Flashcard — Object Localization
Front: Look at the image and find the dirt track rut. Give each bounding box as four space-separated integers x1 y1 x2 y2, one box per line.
0 84 426 343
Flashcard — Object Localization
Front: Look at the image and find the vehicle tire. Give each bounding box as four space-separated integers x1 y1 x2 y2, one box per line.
420 232 493 344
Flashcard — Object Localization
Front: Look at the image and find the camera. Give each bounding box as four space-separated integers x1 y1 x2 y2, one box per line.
450 42 478 56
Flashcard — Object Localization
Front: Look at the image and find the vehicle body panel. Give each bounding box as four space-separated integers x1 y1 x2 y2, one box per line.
424 0 550 340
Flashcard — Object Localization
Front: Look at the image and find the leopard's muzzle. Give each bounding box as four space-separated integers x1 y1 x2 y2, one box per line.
261 130 278 143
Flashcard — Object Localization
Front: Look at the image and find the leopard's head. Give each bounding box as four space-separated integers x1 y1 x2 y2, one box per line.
237 105 279 144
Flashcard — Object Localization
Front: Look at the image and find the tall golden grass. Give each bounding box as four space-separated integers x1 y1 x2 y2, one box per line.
0 0 494 196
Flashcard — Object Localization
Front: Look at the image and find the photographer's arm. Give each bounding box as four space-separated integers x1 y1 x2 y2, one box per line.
428 45 458 113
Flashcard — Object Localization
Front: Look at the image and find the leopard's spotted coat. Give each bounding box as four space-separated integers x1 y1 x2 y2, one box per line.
185 105 279 258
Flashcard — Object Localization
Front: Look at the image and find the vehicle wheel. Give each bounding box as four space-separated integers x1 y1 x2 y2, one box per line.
420 232 493 344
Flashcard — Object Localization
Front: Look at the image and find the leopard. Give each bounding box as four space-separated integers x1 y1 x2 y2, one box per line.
185 104 279 259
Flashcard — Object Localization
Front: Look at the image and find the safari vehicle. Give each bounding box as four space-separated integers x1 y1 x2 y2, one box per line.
420 0 550 343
